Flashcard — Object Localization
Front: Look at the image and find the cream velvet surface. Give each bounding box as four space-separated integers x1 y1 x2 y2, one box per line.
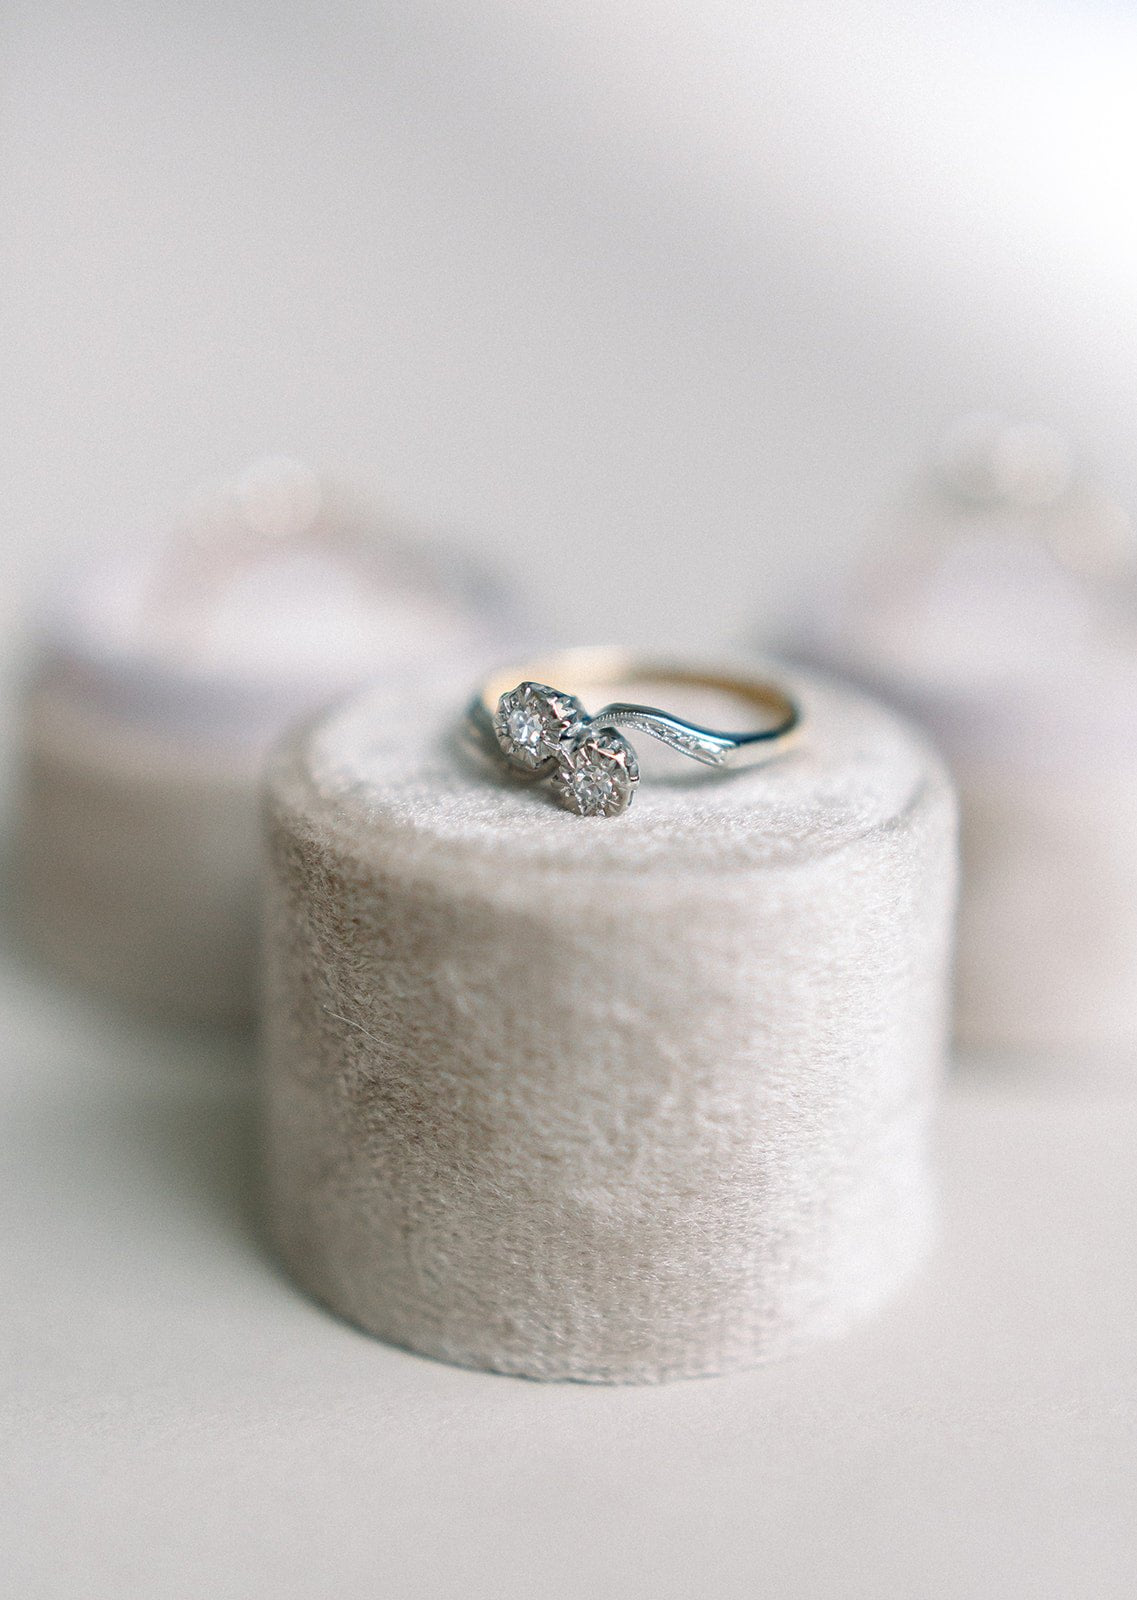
261 671 957 1381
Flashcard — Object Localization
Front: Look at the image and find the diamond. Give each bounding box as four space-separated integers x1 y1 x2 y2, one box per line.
493 682 586 772
550 729 639 817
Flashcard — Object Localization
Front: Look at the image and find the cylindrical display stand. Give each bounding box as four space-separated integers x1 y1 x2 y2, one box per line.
261 670 957 1382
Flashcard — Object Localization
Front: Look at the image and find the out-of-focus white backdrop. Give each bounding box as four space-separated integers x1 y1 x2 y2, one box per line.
3 0 1136 670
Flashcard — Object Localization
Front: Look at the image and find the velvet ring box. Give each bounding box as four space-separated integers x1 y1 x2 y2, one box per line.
17 461 507 1024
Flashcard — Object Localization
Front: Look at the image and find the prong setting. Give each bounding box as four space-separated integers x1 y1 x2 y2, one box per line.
550 729 639 817
493 682 587 772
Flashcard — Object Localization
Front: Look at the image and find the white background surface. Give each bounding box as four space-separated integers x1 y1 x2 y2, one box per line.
3 4 1137 1593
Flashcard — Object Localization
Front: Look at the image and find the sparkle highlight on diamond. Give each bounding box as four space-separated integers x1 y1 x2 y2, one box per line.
493 682 587 773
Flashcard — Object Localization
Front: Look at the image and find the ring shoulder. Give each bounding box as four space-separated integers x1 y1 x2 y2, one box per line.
590 705 732 768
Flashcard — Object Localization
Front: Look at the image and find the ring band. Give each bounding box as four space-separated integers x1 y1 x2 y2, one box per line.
466 649 801 817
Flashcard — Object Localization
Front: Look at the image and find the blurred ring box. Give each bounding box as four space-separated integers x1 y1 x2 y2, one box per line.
784 415 1137 1059
16 459 510 1024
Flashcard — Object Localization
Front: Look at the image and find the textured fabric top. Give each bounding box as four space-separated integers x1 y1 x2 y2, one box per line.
278 664 945 878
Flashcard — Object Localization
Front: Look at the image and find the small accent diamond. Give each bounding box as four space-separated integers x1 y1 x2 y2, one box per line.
550 728 639 817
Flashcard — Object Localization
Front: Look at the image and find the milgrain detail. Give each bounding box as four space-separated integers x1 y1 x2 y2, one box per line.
591 708 732 767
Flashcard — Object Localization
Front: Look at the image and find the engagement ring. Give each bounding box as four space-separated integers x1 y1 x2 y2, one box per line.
466 649 800 816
